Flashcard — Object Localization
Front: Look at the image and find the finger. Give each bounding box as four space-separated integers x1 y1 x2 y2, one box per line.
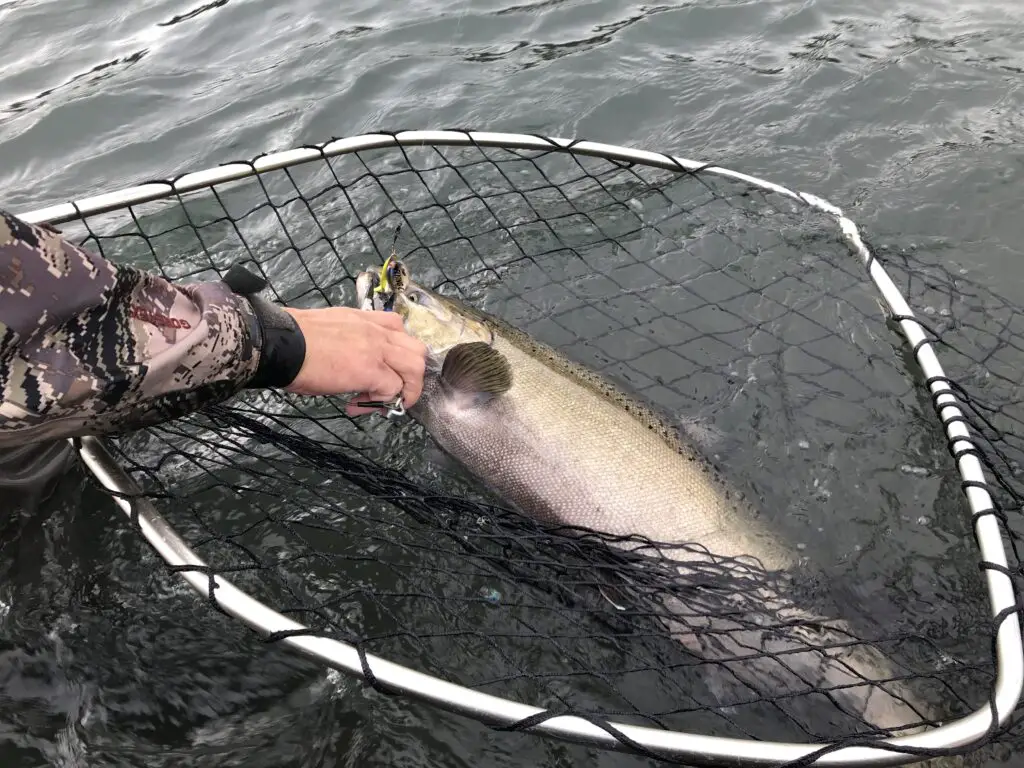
362 311 406 332
383 346 426 408
387 329 428 357
370 366 404 400
345 391 387 417
344 381 403 416
345 395 384 417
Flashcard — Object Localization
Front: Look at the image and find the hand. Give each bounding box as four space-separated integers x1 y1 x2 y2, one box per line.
280 307 427 416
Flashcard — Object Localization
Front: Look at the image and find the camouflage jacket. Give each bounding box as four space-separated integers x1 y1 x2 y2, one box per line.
0 209 265 447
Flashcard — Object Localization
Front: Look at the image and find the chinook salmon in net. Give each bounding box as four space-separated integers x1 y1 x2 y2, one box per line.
17 131 1024 767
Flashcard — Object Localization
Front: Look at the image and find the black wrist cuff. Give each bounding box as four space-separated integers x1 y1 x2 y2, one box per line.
221 263 306 390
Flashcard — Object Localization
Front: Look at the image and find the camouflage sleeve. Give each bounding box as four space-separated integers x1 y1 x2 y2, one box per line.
0 209 266 447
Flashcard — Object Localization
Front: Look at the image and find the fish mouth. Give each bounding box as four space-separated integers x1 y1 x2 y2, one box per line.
355 269 385 312
355 255 411 312
355 258 494 359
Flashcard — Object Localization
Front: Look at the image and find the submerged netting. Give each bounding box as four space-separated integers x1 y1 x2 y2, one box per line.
20 131 1024 766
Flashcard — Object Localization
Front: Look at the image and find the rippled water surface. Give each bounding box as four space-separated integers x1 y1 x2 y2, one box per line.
3 0 1024 765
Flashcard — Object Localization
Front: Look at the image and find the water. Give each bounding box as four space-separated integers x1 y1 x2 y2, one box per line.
2 0 1024 765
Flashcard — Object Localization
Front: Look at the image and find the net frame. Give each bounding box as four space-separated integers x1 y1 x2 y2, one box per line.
14 129 1024 766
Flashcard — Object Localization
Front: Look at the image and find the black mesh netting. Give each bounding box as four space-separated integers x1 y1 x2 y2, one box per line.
48 133 1024 766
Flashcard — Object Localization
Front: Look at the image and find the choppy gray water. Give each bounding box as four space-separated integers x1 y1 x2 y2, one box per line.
2 0 1024 766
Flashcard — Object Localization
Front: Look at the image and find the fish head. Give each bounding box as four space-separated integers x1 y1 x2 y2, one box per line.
354 258 493 358
355 258 513 418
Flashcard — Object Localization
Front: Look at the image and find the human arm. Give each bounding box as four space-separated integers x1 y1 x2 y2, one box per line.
0 209 425 447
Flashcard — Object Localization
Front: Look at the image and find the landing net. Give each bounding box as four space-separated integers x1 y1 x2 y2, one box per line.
18 130 1024 766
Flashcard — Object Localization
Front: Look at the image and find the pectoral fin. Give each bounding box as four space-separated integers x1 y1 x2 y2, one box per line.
439 342 513 403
